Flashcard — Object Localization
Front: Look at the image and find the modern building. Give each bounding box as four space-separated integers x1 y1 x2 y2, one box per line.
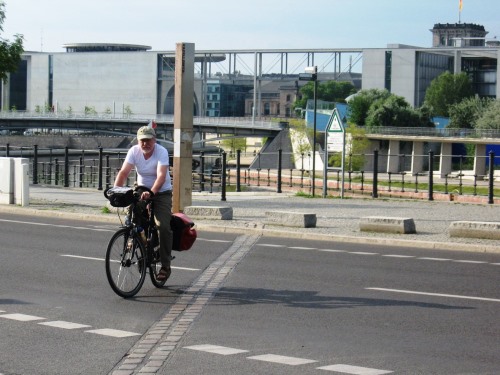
1 22 498 118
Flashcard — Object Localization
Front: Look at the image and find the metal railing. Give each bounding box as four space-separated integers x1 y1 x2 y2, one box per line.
1 144 498 204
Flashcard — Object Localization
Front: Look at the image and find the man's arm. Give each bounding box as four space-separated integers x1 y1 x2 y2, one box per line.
114 162 134 187
150 164 168 195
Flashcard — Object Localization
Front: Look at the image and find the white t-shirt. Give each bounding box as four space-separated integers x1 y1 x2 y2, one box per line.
124 143 172 192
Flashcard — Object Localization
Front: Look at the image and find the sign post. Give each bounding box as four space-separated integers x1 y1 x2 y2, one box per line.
323 108 345 198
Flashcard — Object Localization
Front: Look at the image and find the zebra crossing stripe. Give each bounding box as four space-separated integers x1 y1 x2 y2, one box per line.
317 364 393 374
247 354 317 366
0 313 45 322
39 321 92 329
85 328 141 338
184 344 248 355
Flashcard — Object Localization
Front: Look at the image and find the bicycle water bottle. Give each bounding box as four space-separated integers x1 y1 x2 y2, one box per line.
137 226 147 245
148 229 159 248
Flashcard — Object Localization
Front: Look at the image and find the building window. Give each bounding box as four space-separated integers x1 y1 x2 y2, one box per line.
264 103 270 115
385 51 392 92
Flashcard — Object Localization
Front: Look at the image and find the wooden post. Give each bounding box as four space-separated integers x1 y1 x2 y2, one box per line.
172 42 195 213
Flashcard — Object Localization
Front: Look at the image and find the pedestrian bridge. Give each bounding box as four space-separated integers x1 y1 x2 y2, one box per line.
0 112 285 139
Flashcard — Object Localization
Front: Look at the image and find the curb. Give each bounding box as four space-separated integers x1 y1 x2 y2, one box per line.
2 205 498 254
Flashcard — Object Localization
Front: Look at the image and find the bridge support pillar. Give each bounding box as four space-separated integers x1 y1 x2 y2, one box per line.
387 140 400 173
473 144 487 180
439 142 452 178
410 141 424 175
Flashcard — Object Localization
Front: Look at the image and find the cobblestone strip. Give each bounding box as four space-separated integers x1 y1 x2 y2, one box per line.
109 234 260 375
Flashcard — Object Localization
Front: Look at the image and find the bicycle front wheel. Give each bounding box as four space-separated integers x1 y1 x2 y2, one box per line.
105 228 146 298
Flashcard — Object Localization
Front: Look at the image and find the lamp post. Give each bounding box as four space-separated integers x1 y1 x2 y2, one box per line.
299 66 318 197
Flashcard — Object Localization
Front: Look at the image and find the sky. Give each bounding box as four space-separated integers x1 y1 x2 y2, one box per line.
2 0 500 54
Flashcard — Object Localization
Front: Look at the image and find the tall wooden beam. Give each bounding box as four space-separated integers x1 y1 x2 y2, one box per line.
172 43 195 213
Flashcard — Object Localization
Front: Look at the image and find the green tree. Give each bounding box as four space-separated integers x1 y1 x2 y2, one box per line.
0 1 24 82
293 80 357 111
448 96 493 129
364 94 434 128
329 123 370 170
475 99 500 130
221 137 247 154
346 89 391 126
424 71 474 117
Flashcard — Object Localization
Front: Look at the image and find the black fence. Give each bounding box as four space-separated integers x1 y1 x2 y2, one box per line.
1 144 498 204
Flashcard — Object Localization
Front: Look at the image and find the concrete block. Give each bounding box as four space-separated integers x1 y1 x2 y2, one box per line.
449 221 500 240
360 216 416 234
265 211 317 228
183 206 233 220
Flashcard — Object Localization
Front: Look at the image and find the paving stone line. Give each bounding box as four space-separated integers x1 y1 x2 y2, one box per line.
109 234 260 375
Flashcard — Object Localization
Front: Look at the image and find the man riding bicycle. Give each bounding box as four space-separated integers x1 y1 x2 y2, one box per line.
113 124 173 282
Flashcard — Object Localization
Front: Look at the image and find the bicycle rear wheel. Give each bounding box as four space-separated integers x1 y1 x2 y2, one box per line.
105 228 146 298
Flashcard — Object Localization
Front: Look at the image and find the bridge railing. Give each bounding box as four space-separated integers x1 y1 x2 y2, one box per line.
365 126 500 139
0 110 280 129
0 144 498 204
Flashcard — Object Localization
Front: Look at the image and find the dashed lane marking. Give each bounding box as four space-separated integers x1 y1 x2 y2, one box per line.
85 328 141 338
248 354 317 366
39 321 92 329
417 257 451 261
184 344 249 355
184 344 394 373
0 310 140 338
258 243 498 265
367 288 500 303
0 313 45 322
317 364 393 374
59 254 200 271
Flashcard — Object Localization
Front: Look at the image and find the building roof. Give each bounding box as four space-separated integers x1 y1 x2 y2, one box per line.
63 43 152 52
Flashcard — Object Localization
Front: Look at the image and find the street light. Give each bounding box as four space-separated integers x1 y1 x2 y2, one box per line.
299 66 318 197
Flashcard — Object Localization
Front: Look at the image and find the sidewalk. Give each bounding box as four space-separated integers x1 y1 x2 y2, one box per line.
1 184 499 253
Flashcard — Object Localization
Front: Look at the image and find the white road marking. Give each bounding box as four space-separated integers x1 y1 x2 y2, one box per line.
350 252 379 255
39 321 91 329
318 249 347 253
61 254 104 261
259 244 285 247
248 354 317 366
382 254 415 258
85 328 140 338
0 218 112 232
184 344 248 355
201 239 232 243
289 246 316 250
0 313 45 322
417 257 450 261
367 288 500 303
60 254 200 271
317 364 393 374
453 260 487 264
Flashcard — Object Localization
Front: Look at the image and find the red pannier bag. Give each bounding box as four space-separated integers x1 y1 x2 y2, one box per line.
171 212 197 251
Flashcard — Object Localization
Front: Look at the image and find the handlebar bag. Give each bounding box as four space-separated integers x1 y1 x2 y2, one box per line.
104 187 135 207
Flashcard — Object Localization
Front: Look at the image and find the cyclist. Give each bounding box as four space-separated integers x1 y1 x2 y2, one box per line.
113 125 173 281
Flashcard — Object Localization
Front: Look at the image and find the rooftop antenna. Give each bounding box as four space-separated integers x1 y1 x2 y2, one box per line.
40 28 44 52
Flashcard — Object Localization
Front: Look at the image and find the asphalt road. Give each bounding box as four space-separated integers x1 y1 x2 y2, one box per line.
0 213 499 374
